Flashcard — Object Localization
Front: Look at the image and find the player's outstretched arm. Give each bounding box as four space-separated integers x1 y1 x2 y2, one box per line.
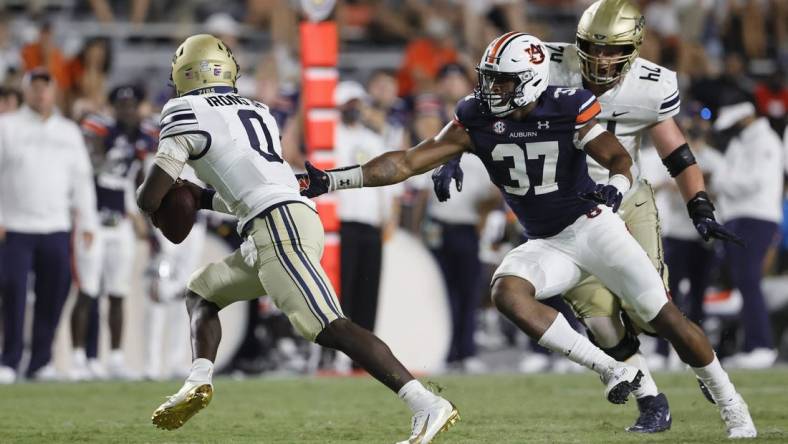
650 117 743 245
299 121 471 198
363 122 471 186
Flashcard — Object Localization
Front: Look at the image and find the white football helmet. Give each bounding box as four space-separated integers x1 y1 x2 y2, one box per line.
476 33 550 116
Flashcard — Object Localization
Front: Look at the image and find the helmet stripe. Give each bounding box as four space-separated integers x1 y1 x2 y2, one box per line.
495 32 527 64
486 31 520 64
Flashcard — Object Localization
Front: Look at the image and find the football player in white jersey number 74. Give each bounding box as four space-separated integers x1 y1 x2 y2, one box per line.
136 35 459 443
432 0 749 436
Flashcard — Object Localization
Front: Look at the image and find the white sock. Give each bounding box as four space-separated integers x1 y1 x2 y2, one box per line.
626 353 659 398
73 348 87 366
692 355 738 407
538 314 617 374
398 379 437 413
188 358 214 383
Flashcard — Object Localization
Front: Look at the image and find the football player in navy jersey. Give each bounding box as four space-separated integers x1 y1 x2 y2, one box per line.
71 85 156 380
298 34 755 437
433 1 752 436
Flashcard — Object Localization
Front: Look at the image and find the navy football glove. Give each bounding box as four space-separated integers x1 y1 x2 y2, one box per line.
578 183 623 213
432 156 464 202
296 161 331 198
687 192 744 246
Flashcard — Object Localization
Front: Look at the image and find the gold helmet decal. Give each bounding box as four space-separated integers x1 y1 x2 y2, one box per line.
576 0 645 85
170 34 239 96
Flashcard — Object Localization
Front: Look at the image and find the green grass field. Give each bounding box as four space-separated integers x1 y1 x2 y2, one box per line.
0 369 786 443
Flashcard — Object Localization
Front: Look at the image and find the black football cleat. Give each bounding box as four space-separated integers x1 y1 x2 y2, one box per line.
626 393 672 433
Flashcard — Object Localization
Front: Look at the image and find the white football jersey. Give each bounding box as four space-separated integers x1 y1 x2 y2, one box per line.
158 91 312 233
545 42 681 191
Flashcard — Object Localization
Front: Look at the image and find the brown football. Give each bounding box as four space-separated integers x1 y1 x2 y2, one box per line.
152 183 197 244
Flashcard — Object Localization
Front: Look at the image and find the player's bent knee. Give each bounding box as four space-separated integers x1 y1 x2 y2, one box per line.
491 276 536 310
599 330 640 361
583 316 625 348
315 318 355 349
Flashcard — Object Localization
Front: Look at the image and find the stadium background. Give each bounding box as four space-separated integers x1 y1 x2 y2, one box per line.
0 0 787 442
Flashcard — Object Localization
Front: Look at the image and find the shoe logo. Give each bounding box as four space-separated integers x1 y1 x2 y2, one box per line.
634 201 647 207
665 412 671 422
612 111 629 118
410 414 430 443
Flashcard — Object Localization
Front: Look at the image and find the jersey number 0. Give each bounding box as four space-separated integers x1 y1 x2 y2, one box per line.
237 109 283 163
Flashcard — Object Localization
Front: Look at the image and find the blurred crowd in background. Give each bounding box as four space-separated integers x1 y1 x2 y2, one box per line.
0 0 787 382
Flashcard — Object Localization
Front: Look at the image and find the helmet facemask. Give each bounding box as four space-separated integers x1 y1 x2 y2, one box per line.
475 67 541 116
576 38 637 85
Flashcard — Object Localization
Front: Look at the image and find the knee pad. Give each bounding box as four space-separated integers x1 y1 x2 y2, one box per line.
591 329 641 362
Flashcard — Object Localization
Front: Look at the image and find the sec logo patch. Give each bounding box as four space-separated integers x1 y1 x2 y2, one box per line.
493 120 506 134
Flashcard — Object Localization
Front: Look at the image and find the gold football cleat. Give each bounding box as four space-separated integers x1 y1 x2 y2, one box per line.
399 400 460 444
151 383 213 430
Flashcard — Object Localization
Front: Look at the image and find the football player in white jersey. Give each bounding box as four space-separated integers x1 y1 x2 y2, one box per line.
135 35 458 443
432 0 747 436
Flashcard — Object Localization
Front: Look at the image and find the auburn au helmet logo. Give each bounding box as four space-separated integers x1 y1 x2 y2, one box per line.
525 44 545 64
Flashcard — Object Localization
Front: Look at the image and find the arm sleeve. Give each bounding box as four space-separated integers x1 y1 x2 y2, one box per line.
71 128 99 233
154 133 207 180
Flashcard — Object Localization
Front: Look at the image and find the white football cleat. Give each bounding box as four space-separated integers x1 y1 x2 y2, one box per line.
601 365 643 404
397 397 459 444
152 380 213 430
720 394 757 439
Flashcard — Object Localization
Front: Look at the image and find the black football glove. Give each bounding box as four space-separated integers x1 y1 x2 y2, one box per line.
296 161 331 198
578 183 623 213
687 191 744 246
431 156 464 202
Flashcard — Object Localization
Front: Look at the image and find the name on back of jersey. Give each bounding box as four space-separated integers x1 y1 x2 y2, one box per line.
203 94 265 109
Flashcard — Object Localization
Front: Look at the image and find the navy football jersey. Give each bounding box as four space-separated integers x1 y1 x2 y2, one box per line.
454 86 602 238
82 114 158 216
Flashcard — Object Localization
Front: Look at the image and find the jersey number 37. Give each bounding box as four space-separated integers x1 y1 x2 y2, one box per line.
492 142 559 196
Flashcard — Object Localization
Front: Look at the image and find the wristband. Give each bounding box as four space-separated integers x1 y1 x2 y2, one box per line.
327 165 364 191
607 174 631 195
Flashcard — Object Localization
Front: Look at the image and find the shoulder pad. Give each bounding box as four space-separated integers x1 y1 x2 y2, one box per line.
454 95 488 129
543 86 600 128
630 59 681 118
159 97 198 139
